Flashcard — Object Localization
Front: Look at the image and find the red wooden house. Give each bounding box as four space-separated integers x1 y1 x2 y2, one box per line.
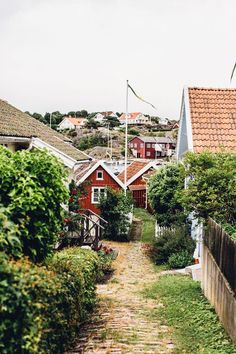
128 136 176 159
74 160 125 214
118 160 161 208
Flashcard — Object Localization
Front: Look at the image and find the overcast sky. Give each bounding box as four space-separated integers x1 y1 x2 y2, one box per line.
0 0 235 119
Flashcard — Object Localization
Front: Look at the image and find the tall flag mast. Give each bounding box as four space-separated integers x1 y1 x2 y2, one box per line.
124 81 157 195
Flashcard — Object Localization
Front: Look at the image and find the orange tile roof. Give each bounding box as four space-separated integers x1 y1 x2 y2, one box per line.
188 87 236 153
67 117 86 125
118 161 149 183
119 112 142 120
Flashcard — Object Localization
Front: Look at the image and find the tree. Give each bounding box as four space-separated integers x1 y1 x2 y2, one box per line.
148 163 186 226
99 188 133 241
181 151 236 225
104 116 121 129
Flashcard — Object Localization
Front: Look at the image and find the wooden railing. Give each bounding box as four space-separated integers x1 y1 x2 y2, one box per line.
63 209 107 250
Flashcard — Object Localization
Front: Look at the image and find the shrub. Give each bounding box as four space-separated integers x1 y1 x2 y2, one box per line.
152 225 195 265
128 128 140 136
0 146 68 263
168 250 194 269
99 188 133 241
0 248 100 354
96 244 115 279
0 206 21 258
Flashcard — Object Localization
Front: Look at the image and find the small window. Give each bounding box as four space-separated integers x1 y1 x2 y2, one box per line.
96 170 103 180
147 143 151 148
130 143 133 148
134 143 137 148
92 187 106 204
140 143 144 148
152 144 155 148
146 151 151 157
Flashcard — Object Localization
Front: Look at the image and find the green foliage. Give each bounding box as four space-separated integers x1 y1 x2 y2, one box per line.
0 206 21 258
152 225 195 265
99 188 133 241
85 118 100 130
104 116 121 129
182 151 236 226
0 146 68 262
74 133 107 151
168 250 194 269
128 128 140 136
0 248 100 354
148 163 186 227
143 275 236 353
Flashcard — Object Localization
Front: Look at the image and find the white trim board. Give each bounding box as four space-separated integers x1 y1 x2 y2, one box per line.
77 160 125 189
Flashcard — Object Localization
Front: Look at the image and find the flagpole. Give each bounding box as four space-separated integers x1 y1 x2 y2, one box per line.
124 79 128 196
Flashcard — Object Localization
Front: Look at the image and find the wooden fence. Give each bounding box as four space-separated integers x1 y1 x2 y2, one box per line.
204 218 236 294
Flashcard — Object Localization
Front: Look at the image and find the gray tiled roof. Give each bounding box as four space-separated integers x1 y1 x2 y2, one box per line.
129 136 175 144
0 99 90 161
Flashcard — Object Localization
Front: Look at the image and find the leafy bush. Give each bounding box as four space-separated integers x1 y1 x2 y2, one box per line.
99 188 133 241
148 163 186 227
0 206 21 258
168 250 194 269
152 225 195 265
128 128 140 136
74 133 107 151
0 248 100 354
0 146 68 263
182 151 236 226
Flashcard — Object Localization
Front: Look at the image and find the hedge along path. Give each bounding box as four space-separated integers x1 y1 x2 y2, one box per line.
67 242 174 354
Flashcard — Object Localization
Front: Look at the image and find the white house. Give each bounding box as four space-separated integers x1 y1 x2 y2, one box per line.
57 117 87 131
119 112 150 125
93 111 118 124
177 86 236 259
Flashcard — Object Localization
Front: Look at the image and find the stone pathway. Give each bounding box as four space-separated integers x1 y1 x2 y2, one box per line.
67 242 174 354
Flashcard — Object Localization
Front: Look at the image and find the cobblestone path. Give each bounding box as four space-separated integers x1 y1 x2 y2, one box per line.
67 242 174 354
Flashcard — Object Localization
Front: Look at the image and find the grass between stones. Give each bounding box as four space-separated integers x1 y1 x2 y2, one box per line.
143 274 236 354
133 208 156 243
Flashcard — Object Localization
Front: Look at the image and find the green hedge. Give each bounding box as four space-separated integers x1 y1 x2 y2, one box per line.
0 248 99 354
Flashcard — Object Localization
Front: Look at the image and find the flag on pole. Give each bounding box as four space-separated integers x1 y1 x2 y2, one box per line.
230 62 236 82
128 83 157 110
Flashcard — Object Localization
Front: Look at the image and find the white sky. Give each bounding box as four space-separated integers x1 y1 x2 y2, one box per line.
0 0 235 119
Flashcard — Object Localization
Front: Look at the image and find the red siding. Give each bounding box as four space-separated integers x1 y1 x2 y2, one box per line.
79 166 121 214
128 169 152 208
129 137 175 159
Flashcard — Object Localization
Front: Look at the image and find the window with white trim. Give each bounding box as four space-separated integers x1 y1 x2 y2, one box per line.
147 143 151 148
92 187 106 204
146 151 151 157
96 170 104 180
140 143 144 148
134 143 137 148
130 143 133 148
152 144 155 148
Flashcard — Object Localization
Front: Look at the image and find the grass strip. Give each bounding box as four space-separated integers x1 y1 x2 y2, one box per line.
133 208 156 243
143 274 236 354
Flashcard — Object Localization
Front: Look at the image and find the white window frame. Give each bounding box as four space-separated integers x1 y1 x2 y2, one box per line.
130 143 133 148
140 143 144 148
147 143 151 148
96 170 104 180
146 151 151 157
134 143 137 148
91 187 106 204
152 144 155 148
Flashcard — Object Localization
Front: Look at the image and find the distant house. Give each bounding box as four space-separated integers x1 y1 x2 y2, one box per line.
129 136 176 159
0 99 91 171
57 117 87 130
74 160 125 214
118 160 161 208
119 112 150 125
94 111 118 124
176 87 236 159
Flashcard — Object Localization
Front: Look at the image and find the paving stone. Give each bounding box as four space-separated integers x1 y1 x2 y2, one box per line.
66 242 174 354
